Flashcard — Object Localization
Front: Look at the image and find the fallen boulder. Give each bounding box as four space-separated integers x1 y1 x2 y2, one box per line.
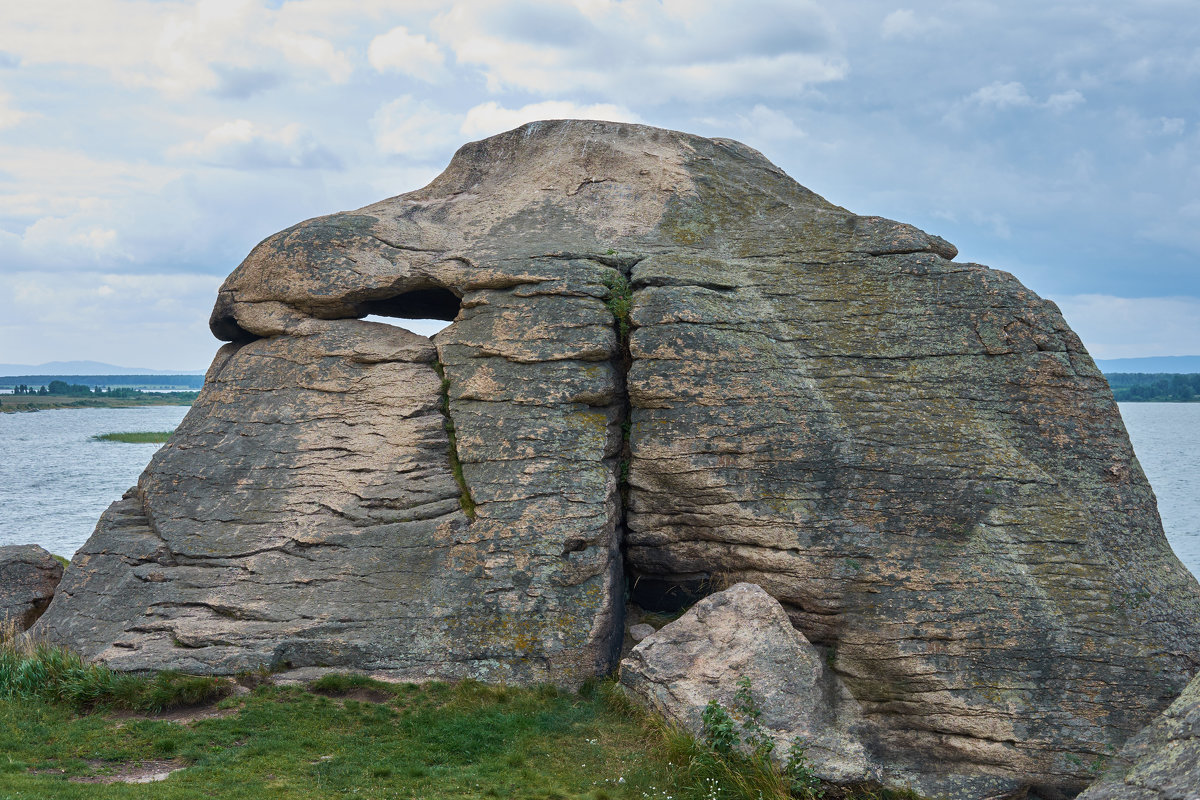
32 120 1200 797
621 583 874 786
1 544 64 631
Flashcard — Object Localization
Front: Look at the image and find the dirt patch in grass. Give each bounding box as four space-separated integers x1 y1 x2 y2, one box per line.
37 759 188 784
310 686 394 705
109 701 240 725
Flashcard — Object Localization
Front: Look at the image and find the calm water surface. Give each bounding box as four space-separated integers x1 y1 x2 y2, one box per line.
0 404 1197 579
0 406 189 557
1119 403 1200 577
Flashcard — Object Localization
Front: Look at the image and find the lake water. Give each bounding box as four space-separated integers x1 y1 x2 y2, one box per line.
0 406 189 557
1119 403 1200 575
0 403 1197 580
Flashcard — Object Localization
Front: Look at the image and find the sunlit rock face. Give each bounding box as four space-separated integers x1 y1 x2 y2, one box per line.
35 120 1200 798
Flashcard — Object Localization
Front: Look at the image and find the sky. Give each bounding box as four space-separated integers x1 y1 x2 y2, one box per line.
0 0 1198 371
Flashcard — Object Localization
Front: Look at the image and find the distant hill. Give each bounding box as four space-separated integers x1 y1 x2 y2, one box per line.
1096 355 1200 374
0 360 205 377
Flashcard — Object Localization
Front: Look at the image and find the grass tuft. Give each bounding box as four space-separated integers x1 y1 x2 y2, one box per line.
1 622 228 712
601 271 633 343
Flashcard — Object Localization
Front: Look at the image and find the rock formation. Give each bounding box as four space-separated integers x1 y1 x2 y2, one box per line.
34 120 1200 797
622 583 874 786
1 544 63 631
1077 670 1200 800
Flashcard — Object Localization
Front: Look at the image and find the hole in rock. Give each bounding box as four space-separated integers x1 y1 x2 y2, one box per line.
210 314 262 343
358 286 461 337
628 574 713 613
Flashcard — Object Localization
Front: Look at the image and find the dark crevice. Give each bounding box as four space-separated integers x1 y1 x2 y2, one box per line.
628 574 714 612
433 360 476 520
543 251 645 271
600 267 641 650
209 314 264 344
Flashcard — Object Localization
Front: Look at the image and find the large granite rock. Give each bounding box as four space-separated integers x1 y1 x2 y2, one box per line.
34 120 1200 796
1 544 63 631
1077 671 1200 800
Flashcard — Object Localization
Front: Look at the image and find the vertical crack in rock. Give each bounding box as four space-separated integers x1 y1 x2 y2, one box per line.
433 360 476 520
601 260 637 671
601 267 634 503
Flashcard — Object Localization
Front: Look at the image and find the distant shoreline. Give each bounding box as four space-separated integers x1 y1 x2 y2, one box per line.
0 394 196 414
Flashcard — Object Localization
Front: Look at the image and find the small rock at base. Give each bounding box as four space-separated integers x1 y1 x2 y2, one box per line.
0 544 64 631
628 623 656 642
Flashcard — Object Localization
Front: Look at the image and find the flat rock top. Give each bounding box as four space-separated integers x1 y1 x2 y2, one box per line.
210 119 952 338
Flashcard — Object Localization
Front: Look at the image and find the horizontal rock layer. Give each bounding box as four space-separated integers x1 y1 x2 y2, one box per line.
34 120 1200 798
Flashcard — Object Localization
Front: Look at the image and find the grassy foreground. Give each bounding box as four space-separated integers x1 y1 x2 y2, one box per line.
0 625 918 800
0 674 806 800
0 625 794 800
93 431 174 444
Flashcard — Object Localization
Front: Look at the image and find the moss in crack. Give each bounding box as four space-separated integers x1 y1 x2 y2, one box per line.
619 417 632 491
602 271 633 345
602 270 635 501
433 361 476 520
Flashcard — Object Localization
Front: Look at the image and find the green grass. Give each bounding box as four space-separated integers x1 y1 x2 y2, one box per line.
0 674 776 800
0 629 921 800
92 431 174 444
601 272 633 343
1 625 228 713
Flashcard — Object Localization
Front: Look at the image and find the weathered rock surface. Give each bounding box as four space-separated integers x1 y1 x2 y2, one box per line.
1 544 63 630
622 583 874 785
1077 671 1200 800
33 120 1200 797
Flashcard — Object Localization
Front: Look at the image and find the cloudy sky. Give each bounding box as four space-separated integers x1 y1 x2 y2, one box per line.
1 0 1197 370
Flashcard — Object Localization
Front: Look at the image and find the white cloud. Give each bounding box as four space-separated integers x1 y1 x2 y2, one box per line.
0 270 223 370
880 9 947 41
944 82 1086 127
371 96 462 160
1045 89 1085 112
1054 294 1200 359
1 0 356 96
431 0 846 102
368 26 445 80
970 81 1035 110
170 120 342 170
460 100 638 138
0 91 30 129
22 216 120 258
695 104 803 149
1159 117 1186 136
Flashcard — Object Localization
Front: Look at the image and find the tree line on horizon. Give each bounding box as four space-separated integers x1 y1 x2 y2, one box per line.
9 380 198 400
1106 372 1200 402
